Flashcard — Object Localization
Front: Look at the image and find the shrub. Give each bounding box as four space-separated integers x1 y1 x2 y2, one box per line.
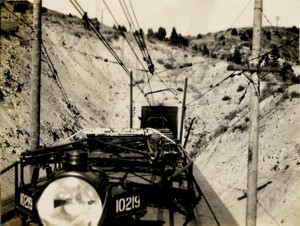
74 32 81 38
13 3 29 14
231 28 238 36
0 90 4 102
42 7 48 13
197 33 203 39
2 23 19 35
202 44 209 56
240 33 249 41
219 34 225 40
164 63 174 69
246 29 253 39
136 79 145 84
157 58 164 64
265 30 271 40
233 123 248 132
233 48 242 64
290 91 300 98
224 111 236 120
214 125 228 138
191 44 198 51
113 33 120 40
287 26 299 33
222 95 231 101
237 85 245 92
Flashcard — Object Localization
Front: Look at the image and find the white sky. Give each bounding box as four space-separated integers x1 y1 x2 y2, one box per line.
32 0 300 36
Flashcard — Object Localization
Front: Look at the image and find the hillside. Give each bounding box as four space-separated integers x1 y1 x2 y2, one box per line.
1 2 300 226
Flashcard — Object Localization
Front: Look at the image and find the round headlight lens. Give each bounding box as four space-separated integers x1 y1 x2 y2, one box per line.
37 177 103 226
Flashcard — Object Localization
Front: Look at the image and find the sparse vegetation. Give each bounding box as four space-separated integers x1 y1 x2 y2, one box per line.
164 62 174 69
237 85 245 92
231 28 238 36
222 95 232 101
74 31 81 38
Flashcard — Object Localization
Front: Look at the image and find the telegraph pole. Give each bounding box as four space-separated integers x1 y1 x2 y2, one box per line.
276 16 280 27
245 1 262 225
30 0 42 150
179 78 188 144
130 71 133 128
227 2 283 224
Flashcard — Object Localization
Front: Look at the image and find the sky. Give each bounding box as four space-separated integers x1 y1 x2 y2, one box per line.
30 0 300 36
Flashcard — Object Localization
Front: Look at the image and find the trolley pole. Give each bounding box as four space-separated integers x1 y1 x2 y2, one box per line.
30 0 42 150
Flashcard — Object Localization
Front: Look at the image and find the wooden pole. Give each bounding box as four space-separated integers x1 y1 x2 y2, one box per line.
179 78 188 144
30 0 42 151
130 71 133 128
246 0 262 225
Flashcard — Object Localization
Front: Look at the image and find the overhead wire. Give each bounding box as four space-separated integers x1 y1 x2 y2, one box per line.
201 81 251 167
118 0 156 102
2 5 82 123
263 12 299 63
103 0 148 72
103 0 154 103
69 0 151 105
120 0 154 72
120 0 179 105
127 0 155 74
186 72 241 107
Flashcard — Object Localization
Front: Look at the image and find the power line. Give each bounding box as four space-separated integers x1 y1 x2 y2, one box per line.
102 0 149 73
201 81 251 168
119 0 155 75
69 0 151 105
186 72 240 106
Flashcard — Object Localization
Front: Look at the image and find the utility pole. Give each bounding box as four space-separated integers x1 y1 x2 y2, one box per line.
130 71 133 128
276 16 280 27
30 0 42 151
245 1 262 225
179 78 188 144
228 0 282 225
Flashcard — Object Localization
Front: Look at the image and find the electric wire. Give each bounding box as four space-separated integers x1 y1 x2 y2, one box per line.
102 0 155 103
186 72 240 107
69 0 151 105
103 0 148 73
2 5 82 124
121 0 154 71
127 0 155 74
201 81 251 168
263 12 299 63
209 0 252 56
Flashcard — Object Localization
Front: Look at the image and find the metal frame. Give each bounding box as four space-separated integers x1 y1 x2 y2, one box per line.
2 129 201 225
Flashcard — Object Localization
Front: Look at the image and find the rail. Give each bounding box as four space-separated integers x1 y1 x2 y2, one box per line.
193 164 239 226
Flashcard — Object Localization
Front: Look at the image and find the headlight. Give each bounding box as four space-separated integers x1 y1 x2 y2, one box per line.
37 176 103 226
36 150 106 226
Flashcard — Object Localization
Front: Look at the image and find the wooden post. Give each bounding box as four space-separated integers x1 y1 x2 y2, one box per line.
179 78 188 144
130 71 133 128
246 1 262 225
30 0 42 151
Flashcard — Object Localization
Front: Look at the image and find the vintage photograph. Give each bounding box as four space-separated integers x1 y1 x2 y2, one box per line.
1 0 299 225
